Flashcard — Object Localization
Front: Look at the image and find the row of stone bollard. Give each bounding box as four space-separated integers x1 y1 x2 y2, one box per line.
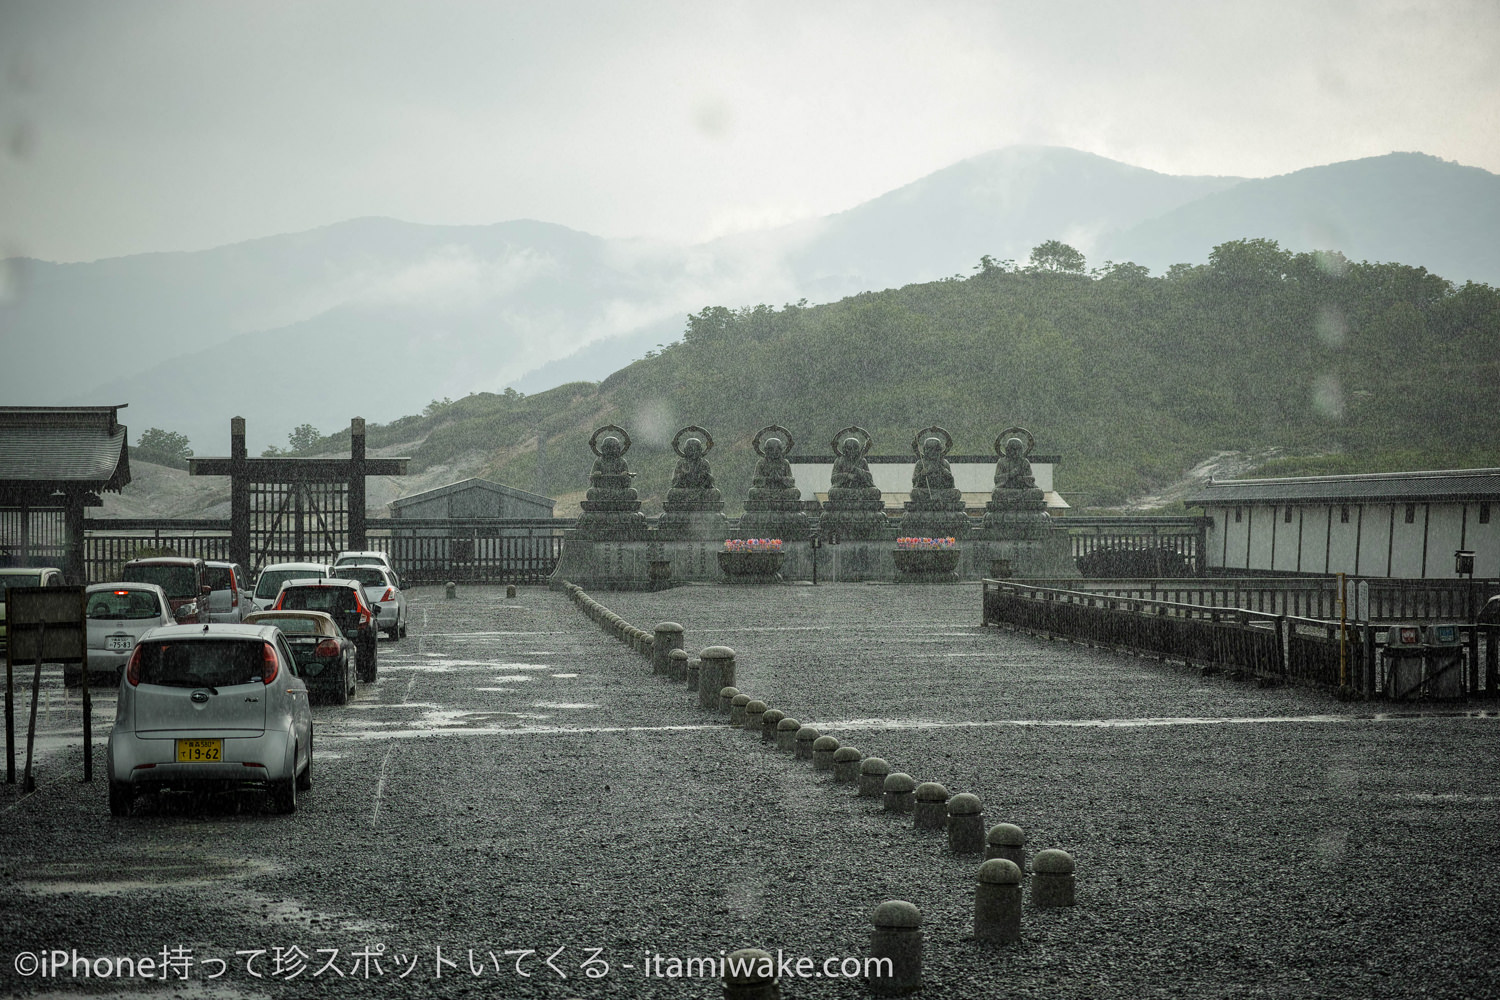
562 583 1077 995
724 853 1076 997
562 582 657 659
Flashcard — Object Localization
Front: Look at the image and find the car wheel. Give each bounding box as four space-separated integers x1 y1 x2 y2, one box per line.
399 621 407 638
387 624 401 642
271 754 298 813
366 633 378 681
296 736 312 792
108 781 132 817
329 673 348 706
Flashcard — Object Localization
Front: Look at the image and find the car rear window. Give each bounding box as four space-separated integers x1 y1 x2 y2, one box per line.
335 557 386 568
279 587 357 613
255 569 321 599
340 568 388 587
121 564 198 599
257 616 321 635
205 567 234 591
87 590 163 620
136 639 266 687
1 573 43 595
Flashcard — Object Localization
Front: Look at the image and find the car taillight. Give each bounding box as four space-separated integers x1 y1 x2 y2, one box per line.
231 589 239 607
380 588 394 602
261 642 279 685
315 638 340 658
126 645 144 686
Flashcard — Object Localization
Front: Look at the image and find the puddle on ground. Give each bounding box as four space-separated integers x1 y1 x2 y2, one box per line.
530 702 599 710
490 674 535 683
550 672 579 679
18 855 275 895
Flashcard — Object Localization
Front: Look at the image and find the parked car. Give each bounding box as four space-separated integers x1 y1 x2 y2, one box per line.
204 560 253 624
118 557 212 624
69 583 174 687
333 550 399 580
0 566 66 654
243 610 356 705
333 564 407 640
274 578 380 681
251 562 331 613
106 623 313 816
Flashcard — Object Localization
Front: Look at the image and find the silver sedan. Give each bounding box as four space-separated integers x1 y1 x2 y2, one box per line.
69 582 175 687
106 624 313 816
333 564 408 640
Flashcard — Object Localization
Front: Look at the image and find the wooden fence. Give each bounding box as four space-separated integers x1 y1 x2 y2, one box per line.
981 579 1499 699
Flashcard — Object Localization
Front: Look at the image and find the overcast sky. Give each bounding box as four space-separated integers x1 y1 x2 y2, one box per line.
2 0 1497 263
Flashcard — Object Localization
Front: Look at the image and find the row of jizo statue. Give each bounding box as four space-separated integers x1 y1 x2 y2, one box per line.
583 423 1045 508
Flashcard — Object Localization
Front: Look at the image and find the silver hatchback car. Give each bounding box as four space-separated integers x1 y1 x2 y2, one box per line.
69 582 175 687
107 624 313 816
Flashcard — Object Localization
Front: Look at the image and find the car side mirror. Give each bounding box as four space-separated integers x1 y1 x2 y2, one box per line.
201 584 212 596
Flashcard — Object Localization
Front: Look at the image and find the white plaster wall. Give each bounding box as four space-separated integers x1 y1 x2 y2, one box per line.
1358 504 1395 577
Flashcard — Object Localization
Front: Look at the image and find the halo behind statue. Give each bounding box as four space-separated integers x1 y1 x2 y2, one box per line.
752 424 795 457
910 425 953 456
671 425 714 458
993 426 1036 457
589 424 632 457
830 425 873 456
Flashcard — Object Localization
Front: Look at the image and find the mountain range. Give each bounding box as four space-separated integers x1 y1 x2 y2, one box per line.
3 146 1496 458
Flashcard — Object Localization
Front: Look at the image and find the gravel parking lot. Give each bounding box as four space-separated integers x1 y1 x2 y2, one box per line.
1 581 1496 998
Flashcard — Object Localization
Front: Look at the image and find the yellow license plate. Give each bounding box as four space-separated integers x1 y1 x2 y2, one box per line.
175 738 223 763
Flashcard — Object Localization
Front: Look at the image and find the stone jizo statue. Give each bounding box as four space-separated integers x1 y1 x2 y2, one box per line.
912 436 955 492
752 436 795 491
831 437 876 490
995 437 1037 491
672 436 714 490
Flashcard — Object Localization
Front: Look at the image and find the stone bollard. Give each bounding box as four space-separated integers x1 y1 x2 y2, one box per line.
444 581 456 599
794 726 821 760
730 693 751 725
913 782 950 831
506 584 517 599
761 709 785 743
1031 849 1076 907
859 757 892 797
698 646 735 711
868 900 923 996
669 648 689 683
832 746 862 783
719 686 740 715
985 824 1026 867
974 859 1023 945
775 717 801 751
652 622 685 676
722 947 779 999
946 793 985 854
744 700 767 733
883 772 916 813
686 658 701 693
812 735 840 770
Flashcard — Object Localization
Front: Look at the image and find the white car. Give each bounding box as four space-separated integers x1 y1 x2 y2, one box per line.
106 624 314 816
251 562 331 613
332 564 407 640
69 583 175 687
333 550 400 584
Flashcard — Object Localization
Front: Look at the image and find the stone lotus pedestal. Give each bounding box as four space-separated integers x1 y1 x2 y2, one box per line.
899 487 972 543
819 487 891 541
656 487 729 541
738 487 811 541
971 488 1076 578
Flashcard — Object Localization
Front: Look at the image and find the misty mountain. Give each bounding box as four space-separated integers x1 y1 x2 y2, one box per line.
5 146 1497 456
1095 152 1500 281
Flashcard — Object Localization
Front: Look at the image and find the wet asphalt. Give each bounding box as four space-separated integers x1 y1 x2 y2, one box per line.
1 582 1497 999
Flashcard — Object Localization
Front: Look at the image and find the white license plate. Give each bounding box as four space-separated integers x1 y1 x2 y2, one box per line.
106 635 134 651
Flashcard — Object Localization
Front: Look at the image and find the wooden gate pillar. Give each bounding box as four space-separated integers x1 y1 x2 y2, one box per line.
230 417 251 571
348 417 367 552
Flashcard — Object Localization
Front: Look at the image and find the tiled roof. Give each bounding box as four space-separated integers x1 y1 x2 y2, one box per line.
1184 468 1500 505
389 477 554 509
0 406 132 492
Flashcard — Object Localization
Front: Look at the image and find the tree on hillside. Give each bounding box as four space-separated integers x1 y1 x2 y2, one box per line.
287 423 321 452
1027 240 1087 274
133 428 193 468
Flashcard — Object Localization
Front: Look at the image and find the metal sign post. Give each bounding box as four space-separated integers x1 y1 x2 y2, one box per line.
6 587 87 791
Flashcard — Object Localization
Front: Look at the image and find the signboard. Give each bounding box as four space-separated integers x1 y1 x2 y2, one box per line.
6 587 86 663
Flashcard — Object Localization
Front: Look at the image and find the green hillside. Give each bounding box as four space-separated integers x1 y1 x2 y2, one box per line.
316 239 1500 511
